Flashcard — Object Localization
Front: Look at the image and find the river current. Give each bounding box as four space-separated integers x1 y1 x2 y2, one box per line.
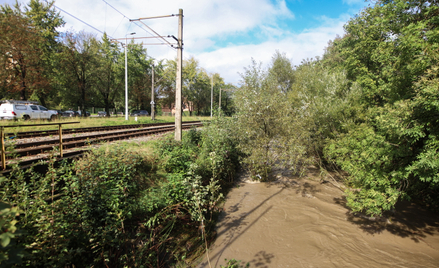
197 168 439 268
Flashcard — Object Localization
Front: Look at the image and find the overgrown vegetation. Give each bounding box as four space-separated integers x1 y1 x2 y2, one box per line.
0 119 241 267
322 0 439 216
233 56 312 181
233 0 439 216
2 1 438 266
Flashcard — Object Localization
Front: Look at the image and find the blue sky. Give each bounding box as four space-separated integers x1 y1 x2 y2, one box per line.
1 0 370 84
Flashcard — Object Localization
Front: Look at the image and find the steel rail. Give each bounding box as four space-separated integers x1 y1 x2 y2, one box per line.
5 121 201 138
1 122 203 171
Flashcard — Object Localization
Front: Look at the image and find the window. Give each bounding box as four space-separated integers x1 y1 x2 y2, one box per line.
15 105 27 110
30 105 38 111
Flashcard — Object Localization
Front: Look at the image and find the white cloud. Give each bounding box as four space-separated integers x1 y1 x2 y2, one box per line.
342 0 365 5
4 0 358 85
52 0 294 42
196 15 349 85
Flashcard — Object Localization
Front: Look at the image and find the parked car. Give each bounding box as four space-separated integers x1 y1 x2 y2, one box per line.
131 110 149 116
61 110 78 117
54 110 64 118
0 100 58 120
97 111 107 117
77 110 90 117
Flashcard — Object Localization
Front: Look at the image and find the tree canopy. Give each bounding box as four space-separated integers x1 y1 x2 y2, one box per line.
0 0 230 115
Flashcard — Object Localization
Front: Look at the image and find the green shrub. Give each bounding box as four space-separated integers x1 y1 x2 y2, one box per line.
155 133 198 174
196 118 241 184
0 193 24 267
0 123 242 267
0 145 156 267
220 258 250 268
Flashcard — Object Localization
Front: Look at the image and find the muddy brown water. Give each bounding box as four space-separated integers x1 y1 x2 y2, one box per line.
197 169 439 268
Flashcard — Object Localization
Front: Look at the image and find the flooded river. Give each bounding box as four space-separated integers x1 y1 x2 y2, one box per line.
197 169 439 267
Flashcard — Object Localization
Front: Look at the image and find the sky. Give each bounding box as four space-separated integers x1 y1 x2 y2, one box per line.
1 0 370 85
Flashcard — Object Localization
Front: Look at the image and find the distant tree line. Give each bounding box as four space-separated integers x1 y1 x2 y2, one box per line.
0 0 235 116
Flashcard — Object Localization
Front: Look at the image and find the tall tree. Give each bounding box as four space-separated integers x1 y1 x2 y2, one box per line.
0 10 46 100
324 0 439 216
233 58 310 180
159 59 177 112
23 0 65 106
124 41 151 113
57 31 98 113
268 50 295 93
95 33 122 116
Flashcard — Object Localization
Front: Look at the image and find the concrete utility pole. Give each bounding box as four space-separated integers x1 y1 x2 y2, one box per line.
219 88 222 112
151 64 155 120
175 8 183 141
125 32 136 120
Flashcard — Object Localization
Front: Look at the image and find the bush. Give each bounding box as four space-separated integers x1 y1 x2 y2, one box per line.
0 145 155 267
0 123 242 267
154 131 199 174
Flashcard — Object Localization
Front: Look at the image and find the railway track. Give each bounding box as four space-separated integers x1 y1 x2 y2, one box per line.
1 121 203 171
5 121 201 139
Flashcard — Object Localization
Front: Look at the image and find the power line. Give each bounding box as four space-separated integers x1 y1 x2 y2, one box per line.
99 0 176 50
101 0 128 19
54 3 177 50
54 5 114 39
101 0 156 38
112 16 125 37
130 19 175 49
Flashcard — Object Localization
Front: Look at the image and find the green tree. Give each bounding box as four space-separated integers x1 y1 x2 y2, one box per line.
158 59 177 112
95 33 123 116
57 31 99 112
324 0 439 215
23 0 65 106
290 59 363 164
189 68 211 116
123 40 151 112
268 50 295 93
0 10 48 101
183 56 204 116
234 58 310 180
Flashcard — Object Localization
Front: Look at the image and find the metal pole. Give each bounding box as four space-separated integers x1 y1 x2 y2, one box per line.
151 64 155 120
175 8 183 141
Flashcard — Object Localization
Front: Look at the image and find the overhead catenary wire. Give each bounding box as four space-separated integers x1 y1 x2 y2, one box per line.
112 16 126 37
101 0 156 38
130 18 176 49
55 2 177 51
101 0 128 19
54 5 114 39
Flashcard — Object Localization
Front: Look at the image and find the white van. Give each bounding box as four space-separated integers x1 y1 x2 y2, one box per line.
0 100 58 120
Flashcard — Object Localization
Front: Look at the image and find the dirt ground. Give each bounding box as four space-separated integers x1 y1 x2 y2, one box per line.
197 168 439 268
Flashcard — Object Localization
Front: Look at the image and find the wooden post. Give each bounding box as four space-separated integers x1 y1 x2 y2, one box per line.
59 124 63 157
175 8 183 141
1 127 5 170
